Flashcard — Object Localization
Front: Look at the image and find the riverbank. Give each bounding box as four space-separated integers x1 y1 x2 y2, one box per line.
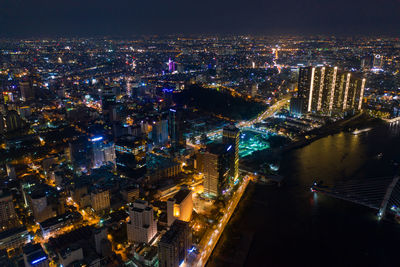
209 123 400 267
240 113 383 170
280 112 382 154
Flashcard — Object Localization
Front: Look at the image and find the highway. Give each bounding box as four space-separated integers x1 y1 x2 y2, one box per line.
190 174 251 267
187 94 290 147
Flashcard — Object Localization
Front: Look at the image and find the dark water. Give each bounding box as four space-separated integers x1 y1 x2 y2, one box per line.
212 123 400 267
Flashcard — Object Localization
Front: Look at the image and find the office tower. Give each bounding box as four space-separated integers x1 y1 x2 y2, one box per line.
22 243 49 267
222 124 240 179
169 108 186 151
20 80 35 102
127 200 157 244
0 190 18 230
373 54 383 69
90 136 116 169
90 189 110 212
168 58 175 72
5 110 25 132
200 143 231 197
297 66 366 114
151 119 169 146
158 220 192 267
167 188 193 226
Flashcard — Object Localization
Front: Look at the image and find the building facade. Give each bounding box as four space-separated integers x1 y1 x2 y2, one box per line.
222 124 240 179
297 66 366 114
127 200 157 244
158 220 191 267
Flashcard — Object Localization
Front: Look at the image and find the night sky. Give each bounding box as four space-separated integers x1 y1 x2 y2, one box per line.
1 0 400 37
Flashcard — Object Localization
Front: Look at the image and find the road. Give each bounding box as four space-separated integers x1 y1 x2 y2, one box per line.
189 174 251 267
187 95 290 148
237 95 290 127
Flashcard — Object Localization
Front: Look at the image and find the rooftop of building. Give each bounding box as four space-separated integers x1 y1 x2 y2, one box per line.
0 226 28 240
135 244 158 261
169 188 191 205
59 244 82 259
223 124 239 132
206 142 230 155
39 212 82 230
160 220 188 244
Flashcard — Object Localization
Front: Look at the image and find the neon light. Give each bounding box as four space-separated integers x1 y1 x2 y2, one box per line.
91 136 103 142
170 109 176 112
227 145 232 151
31 256 47 264
308 67 315 112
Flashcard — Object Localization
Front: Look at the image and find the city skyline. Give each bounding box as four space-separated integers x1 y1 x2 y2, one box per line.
1 0 400 37
0 9 400 265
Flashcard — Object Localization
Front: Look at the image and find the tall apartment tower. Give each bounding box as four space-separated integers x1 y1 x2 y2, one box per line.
127 200 157 244
297 66 366 114
158 220 192 267
222 124 240 179
19 80 35 102
168 108 186 151
372 54 383 69
200 143 231 198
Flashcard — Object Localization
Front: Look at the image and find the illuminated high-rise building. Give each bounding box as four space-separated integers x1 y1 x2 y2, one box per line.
5 110 25 132
222 124 240 179
169 107 186 151
90 136 116 169
90 189 110 212
372 54 383 69
167 188 193 226
19 80 35 102
297 66 366 114
151 119 169 146
199 143 231 198
127 200 157 244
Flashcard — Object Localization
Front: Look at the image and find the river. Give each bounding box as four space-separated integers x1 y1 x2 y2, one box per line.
208 123 400 267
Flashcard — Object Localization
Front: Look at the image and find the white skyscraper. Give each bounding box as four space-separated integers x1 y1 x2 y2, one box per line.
127 200 157 244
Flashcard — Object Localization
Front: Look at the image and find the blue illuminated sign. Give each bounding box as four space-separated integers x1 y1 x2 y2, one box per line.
31 256 47 265
91 136 103 142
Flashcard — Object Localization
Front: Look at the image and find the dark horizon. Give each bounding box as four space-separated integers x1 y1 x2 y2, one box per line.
1 0 400 38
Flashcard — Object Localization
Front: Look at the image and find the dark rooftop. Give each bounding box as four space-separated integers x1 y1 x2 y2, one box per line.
170 189 191 204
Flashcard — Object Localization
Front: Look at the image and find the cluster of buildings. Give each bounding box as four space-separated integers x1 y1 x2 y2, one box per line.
290 66 366 116
0 35 398 267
